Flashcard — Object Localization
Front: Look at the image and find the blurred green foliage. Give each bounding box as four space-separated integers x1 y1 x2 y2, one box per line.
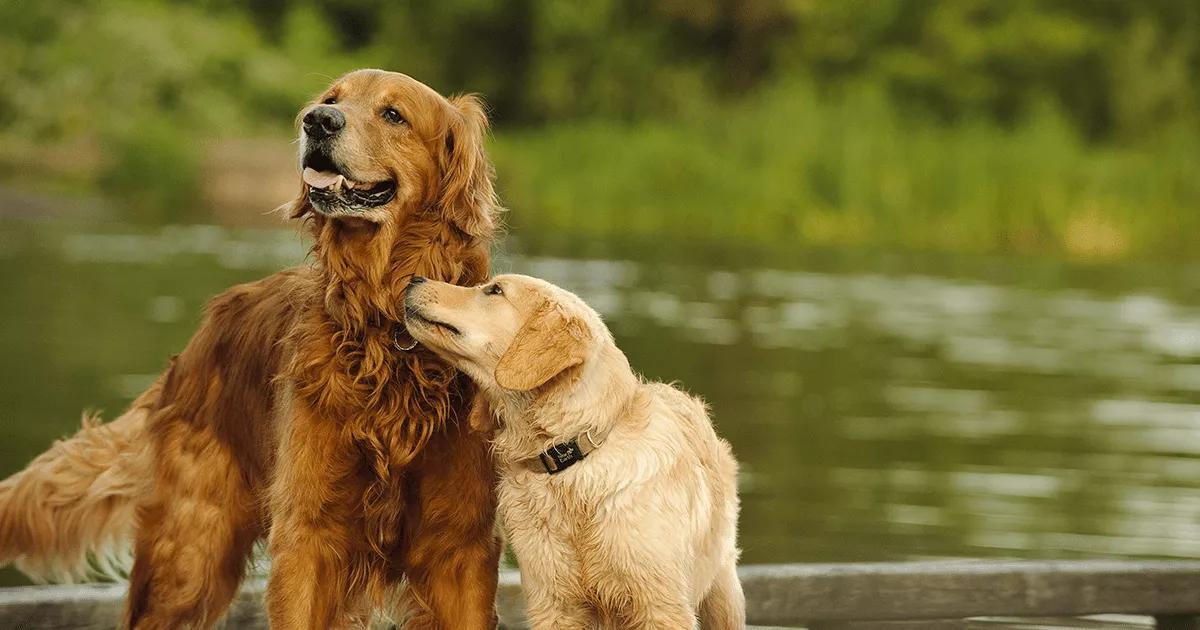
99 121 204 223
1 0 1197 255
493 80 1199 257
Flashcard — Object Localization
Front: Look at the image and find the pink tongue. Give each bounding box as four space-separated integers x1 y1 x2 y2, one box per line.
303 167 343 189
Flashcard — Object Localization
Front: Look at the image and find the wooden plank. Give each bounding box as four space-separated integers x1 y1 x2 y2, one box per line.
971 616 1154 629
3 562 1200 628
498 570 524 629
739 561 1200 626
809 621 967 630
0 580 269 630
811 616 1159 630
1156 616 1200 630
0 582 123 630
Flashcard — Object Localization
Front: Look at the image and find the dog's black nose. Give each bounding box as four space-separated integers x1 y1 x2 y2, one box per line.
303 106 345 140
409 276 427 285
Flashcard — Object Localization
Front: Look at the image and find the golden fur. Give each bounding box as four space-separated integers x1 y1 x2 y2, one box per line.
405 274 746 629
0 69 502 629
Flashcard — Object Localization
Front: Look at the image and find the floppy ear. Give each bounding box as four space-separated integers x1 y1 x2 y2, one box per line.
439 95 499 239
466 392 496 433
495 300 592 391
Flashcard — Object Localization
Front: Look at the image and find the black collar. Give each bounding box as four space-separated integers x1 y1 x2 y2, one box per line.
517 426 611 474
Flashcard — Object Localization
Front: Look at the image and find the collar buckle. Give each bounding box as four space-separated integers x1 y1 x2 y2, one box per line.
544 438 583 474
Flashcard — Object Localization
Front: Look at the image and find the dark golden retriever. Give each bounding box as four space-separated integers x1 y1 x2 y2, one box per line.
0 69 501 629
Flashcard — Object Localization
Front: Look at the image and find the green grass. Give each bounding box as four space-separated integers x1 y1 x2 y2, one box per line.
491 80 1200 259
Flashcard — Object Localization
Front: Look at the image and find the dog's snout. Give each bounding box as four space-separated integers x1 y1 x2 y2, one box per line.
303 106 345 140
404 276 426 308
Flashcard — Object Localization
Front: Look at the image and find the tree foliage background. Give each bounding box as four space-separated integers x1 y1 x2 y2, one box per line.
1 0 1197 255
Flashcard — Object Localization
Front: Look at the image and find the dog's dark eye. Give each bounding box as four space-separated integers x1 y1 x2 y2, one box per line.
381 107 406 125
322 96 337 105
484 283 503 296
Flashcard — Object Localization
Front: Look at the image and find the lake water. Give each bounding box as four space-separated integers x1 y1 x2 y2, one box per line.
2 220 1199 589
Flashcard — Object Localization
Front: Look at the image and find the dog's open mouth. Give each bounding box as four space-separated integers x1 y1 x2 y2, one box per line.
302 154 396 215
405 308 461 336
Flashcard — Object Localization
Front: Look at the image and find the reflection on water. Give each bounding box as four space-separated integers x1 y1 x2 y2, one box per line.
1 222 1199 587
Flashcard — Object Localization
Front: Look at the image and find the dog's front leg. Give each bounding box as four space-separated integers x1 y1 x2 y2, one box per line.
400 417 501 629
523 587 595 630
616 598 699 630
501 493 592 630
266 402 366 630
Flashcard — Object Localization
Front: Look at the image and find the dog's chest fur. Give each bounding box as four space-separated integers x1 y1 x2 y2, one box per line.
495 390 718 594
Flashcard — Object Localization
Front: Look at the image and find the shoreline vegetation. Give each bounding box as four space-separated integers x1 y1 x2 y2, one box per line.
3 1 1197 261
492 81 1199 261
6 81 1196 262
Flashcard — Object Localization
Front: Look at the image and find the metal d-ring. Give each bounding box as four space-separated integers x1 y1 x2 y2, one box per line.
393 327 418 352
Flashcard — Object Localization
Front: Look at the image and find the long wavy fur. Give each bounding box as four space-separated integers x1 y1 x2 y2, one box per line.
0 75 503 628
283 90 500 569
0 380 162 582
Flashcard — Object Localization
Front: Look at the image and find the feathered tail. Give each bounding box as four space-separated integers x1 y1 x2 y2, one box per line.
0 379 160 583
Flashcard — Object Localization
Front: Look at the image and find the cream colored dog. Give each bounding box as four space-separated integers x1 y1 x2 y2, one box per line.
403 273 745 629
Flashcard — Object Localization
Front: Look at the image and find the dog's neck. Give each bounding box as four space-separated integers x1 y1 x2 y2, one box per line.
308 209 490 332
284 203 491 471
490 343 641 463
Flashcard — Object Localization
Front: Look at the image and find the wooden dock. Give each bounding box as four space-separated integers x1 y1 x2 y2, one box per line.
2 560 1199 629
